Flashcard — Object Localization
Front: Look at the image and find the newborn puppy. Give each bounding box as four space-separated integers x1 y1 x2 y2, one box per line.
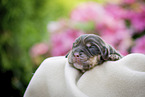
66 34 123 72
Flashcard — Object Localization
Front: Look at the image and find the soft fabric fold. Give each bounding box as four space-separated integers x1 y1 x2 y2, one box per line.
24 53 145 97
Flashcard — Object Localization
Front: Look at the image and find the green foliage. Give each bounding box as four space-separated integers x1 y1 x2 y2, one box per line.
0 0 51 96
74 21 96 32
0 0 104 96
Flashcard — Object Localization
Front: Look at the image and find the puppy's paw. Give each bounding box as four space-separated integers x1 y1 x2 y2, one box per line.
109 54 121 61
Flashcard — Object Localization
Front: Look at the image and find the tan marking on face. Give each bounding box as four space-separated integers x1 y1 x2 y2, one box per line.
89 56 97 65
89 55 101 67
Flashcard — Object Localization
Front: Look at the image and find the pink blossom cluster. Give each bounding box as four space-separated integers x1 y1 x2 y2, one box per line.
30 43 49 57
105 1 145 33
71 2 106 22
104 1 145 54
132 35 145 54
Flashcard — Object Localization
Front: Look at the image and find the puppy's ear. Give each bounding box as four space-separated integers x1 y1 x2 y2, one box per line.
92 36 110 60
93 42 109 60
101 46 110 60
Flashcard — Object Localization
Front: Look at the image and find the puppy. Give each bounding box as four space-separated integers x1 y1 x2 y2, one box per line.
66 34 123 72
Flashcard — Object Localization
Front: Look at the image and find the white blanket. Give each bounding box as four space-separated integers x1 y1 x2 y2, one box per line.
24 53 145 97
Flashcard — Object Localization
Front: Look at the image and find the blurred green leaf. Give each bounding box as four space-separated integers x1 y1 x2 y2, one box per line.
74 21 96 31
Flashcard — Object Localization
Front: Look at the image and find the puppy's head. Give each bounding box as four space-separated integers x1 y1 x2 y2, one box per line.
66 34 109 72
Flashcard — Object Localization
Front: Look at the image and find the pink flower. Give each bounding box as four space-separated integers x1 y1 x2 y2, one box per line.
51 29 83 56
122 0 136 4
71 2 106 22
105 3 145 33
30 43 49 57
47 20 68 33
128 8 145 32
105 4 126 19
131 35 145 54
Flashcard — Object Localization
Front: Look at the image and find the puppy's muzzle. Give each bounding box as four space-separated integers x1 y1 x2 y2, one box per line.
74 52 80 58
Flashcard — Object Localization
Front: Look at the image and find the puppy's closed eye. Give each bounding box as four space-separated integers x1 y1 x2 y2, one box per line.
86 44 100 56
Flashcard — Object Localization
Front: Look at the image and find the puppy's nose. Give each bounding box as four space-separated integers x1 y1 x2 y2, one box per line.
74 52 80 58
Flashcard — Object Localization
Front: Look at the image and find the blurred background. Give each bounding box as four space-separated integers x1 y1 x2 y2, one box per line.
0 0 145 96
